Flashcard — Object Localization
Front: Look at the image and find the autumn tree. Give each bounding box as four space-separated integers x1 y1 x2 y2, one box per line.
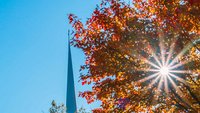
69 0 200 112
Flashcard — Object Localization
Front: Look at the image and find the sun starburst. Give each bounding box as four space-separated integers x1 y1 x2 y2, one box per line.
136 37 193 95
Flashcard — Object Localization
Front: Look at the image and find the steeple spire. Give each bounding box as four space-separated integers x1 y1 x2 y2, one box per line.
66 31 77 113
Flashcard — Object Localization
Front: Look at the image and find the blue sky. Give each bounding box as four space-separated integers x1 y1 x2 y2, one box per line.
0 0 100 112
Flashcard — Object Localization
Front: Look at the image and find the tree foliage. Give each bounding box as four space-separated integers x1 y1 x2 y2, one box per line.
49 101 89 113
49 100 66 113
69 0 200 112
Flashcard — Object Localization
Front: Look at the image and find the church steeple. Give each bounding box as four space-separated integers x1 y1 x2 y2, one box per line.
66 32 77 113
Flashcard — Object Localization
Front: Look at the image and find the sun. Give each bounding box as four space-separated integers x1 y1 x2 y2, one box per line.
159 66 169 76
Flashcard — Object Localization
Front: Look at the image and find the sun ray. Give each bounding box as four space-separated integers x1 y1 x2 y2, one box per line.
148 69 160 72
164 75 169 93
166 40 176 65
168 73 187 85
167 75 182 95
147 75 161 89
137 73 160 83
168 42 194 67
135 66 159 72
165 34 179 65
143 59 161 69
152 53 163 67
147 43 163 67
148 41 162 66
157 75 164 91
131 52 161 70
151 75 163 104
167 75 192 107
169 70 190 74
159 38 166 66
169 59 193 69
151 75 164 105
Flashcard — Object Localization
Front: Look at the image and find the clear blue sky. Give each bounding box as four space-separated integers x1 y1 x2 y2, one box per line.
0 0 100 112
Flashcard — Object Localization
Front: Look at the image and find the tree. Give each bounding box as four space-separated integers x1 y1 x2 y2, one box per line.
49 100 66 113
49 101 89 113
69 0 200 112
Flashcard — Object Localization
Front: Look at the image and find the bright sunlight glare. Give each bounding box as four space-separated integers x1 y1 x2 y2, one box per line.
159 66 169 76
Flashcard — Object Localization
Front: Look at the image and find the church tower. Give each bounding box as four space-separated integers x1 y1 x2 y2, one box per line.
66 36 77 113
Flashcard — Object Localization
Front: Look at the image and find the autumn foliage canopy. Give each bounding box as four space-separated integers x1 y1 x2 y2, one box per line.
69 0 200 112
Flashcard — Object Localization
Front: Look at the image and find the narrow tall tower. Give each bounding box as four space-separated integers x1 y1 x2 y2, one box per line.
66 36 77 113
